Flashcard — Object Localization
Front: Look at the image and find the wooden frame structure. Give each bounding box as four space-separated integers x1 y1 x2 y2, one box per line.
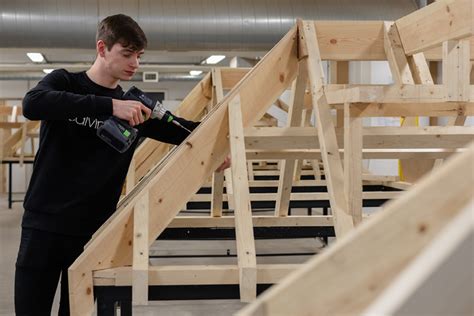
123 68 249 194
0 103 39 197
69 0 474 314
237 141 474 316
0 104 39 162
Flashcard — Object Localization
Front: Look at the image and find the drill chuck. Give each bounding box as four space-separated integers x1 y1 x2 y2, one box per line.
150 102 167 120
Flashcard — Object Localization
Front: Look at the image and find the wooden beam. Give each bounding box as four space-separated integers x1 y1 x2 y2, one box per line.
188 191 401 203
344 103 363 225
324 83 472 104
132 191 149 306
301 20 353 237
237 141 474 316
363 200 474 315
228 95 257 302
94 264 299 286
426 37 474 61
211 68 236 212
221 68 251 90
211 171 225 217
0 105 23 116
314 21 474 61
0 122 23 129
408 53 435 85
384 22 415 85
325 84 449 104
245 126 474 150
211 68 226 217
201 178 398 189
349 101 474 117
3 121 39 157
329 61 348 191
167 216 335 228
246 148 463 160
125 157 136 194
175 72 212 119
275 98 289 112
396 0 473 55
443 39 471 101
134 141 170 184
275 59 308 217
382 181 412 191
68 25 298 315
330 61 349 127
314 21 386 61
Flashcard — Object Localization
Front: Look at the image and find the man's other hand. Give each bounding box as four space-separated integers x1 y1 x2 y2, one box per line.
112 99 151 126
216 156 231 172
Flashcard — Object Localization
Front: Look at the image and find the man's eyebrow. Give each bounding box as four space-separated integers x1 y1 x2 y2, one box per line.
120 48 145 55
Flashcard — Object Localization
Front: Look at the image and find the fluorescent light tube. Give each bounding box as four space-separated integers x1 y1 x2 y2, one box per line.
205 55 225 64
27 52 45 63
189 70 203 76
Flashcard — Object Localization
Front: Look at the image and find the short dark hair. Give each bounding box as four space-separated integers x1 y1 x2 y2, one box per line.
96 14 147 51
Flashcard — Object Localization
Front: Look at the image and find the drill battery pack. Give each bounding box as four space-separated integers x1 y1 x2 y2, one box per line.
97 116 138 153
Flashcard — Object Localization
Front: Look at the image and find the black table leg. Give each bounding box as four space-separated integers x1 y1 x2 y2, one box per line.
8 162 12 209
322 207 329 245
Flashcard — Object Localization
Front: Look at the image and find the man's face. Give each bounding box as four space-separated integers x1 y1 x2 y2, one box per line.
100 42 144 81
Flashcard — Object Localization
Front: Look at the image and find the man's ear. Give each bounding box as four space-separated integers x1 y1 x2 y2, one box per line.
97 40 107 57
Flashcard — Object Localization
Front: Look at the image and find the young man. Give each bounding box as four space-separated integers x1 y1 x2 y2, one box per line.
15 14 228 315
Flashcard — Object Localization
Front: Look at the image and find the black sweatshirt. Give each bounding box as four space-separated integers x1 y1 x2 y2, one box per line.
22 69 199 236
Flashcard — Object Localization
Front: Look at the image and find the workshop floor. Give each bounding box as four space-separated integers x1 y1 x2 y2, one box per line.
0 196 323 315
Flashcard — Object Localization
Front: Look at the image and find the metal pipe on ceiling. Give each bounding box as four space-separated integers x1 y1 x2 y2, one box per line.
0 63 212 72
0 72 202 82
0 0 418 51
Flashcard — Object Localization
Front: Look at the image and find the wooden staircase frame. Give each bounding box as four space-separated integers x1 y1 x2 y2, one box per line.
68 0 474 314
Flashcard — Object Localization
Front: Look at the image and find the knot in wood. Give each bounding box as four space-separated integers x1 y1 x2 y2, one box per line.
279 73 285 83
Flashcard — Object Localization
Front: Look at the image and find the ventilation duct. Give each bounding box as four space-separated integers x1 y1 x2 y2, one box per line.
0 0 418 51
0 72 201 82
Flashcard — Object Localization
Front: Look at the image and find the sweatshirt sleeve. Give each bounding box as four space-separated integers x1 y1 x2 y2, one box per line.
22 69 113 120
141 113 200 145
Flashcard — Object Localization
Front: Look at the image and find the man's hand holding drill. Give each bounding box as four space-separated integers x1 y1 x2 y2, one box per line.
112 99 151 126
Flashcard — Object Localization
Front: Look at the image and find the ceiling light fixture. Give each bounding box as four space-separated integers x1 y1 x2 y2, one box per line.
43 69 55 74
205 55 225 64
189 70 203 76
27 52 45 63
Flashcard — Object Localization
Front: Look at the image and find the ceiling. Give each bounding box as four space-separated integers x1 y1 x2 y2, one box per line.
0 0 420 81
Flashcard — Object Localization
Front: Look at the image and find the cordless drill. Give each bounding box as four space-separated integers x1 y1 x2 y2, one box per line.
97 86 191 153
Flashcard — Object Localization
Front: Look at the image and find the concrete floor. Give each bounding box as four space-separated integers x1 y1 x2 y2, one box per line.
0 196 323 315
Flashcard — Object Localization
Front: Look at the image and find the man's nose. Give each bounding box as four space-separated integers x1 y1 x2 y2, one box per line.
130 56 139 68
